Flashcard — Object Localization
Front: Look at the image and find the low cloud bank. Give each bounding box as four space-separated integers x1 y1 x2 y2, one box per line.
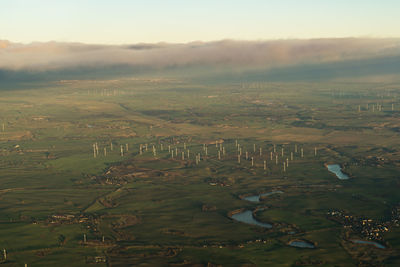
1 38 400 71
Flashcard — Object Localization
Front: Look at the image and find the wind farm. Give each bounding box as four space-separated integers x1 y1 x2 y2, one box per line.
1 78 400 266
2 0 400 266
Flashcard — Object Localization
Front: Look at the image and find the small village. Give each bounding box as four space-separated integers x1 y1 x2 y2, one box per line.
327 208 400 242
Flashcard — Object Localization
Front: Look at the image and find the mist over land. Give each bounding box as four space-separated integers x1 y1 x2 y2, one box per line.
1 38 400 83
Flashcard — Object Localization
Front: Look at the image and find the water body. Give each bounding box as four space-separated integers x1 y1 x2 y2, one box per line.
327 164 349 180
289 240 315 249
244 191 284 203
231 210 272 228
351 239 385 249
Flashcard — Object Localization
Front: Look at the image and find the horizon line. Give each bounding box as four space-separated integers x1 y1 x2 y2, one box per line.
2 36 400 46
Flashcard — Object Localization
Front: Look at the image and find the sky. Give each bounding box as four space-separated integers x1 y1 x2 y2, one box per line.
1 0 400 44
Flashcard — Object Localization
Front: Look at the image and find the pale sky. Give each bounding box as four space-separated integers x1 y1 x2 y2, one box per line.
1 0 400 44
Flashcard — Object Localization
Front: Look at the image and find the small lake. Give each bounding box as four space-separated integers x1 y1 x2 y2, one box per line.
289 240 315 249
351 239 385 249
231 210 272 228
327 164 349 180
244 191 284 203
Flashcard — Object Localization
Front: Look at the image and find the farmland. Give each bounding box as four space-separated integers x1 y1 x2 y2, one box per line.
1 78 400 266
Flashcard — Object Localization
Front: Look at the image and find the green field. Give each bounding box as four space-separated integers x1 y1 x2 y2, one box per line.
1 78 400 266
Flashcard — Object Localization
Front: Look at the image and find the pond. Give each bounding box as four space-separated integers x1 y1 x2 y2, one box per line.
231 210 272 228
327 164 349 180
288 240 315 248
351 239 385 249
243 191 284 203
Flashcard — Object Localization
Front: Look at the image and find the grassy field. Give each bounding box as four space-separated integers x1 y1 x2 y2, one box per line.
0 78 400 266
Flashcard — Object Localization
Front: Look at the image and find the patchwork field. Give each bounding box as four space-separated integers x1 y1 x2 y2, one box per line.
1 78 400 266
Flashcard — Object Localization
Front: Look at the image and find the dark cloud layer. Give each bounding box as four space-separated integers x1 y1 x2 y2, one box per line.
1 38 400 71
